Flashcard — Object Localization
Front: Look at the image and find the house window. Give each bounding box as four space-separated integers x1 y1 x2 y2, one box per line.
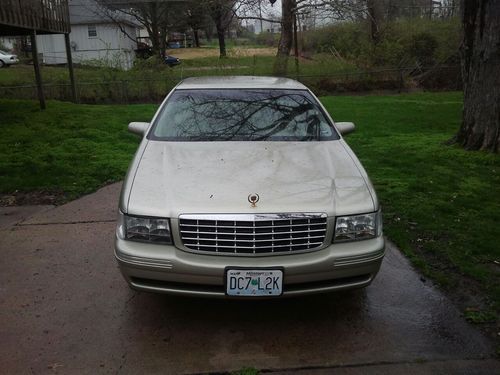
88 25 97 38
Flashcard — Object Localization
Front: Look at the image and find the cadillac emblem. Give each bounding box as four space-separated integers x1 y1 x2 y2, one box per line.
248 193 260 208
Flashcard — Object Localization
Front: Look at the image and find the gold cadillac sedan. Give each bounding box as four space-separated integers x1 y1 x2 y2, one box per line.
115 76 384 298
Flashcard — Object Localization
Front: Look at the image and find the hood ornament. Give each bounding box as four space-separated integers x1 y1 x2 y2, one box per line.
248 193 260 208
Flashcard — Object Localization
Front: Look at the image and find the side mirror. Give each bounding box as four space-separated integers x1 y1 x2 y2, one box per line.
336 121 355 135
128 122 150 136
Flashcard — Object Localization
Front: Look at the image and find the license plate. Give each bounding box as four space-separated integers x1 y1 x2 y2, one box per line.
226 269 283 297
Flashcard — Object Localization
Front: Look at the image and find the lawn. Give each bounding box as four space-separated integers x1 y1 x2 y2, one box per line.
0 100 155 199
1 92 499 319
321 92 500 320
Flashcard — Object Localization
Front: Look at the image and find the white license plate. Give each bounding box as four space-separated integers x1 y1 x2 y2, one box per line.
226 269 283 297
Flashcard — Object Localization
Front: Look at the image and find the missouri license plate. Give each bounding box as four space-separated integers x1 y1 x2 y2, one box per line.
226 269 283 297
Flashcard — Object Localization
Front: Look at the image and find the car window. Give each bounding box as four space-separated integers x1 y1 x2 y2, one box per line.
149 89 339 141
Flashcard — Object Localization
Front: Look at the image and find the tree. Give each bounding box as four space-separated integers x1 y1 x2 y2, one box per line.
98 0 174 60
366 0 379 44
206 0 236 58
184 1 211 48
455 0 500 152
274 0 295 75
272 0 369 76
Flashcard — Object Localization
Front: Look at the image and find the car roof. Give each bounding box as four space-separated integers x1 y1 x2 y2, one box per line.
176 76 308 90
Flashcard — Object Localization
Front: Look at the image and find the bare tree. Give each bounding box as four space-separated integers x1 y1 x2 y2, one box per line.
184 1 209 47
274 0 295 76
98 0 182 60
454 0 499 152
273 0 369 76
366 0 379 44
206 0 235 57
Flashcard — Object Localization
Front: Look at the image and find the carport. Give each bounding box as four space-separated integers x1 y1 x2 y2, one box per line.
0 0 77 109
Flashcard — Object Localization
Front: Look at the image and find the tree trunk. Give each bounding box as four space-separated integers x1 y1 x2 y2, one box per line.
216 21 226 58
367 0 379 44
159 26 167 60
149 8 160 59
150 25 161 59
456 0 500 152
193 29 200 47
209 2 231 59
274 0 295 76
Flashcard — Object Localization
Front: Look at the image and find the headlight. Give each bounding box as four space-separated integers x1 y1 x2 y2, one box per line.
122 214 172 244
334 210 382 243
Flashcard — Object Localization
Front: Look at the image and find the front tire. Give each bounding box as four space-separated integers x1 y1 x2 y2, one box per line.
0 60 5 68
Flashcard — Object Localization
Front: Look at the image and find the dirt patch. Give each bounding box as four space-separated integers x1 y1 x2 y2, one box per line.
0 190 68 207
166 47 276 59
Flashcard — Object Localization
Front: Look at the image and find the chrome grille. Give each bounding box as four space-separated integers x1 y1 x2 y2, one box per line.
179 213 327 255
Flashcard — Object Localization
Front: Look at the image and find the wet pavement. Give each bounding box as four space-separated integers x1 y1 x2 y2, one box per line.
0 183 498 374
0 205 54 229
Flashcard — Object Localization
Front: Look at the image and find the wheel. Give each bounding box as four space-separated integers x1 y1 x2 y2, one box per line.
0 60 5 68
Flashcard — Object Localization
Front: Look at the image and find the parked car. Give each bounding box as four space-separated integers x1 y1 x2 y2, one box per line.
0 50 19 68
164 55 181 67
115 76 384 298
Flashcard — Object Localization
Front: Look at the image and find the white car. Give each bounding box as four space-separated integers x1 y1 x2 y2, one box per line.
0 50 19 67
115 76 385 298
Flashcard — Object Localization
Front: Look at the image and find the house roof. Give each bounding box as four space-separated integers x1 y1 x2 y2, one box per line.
177 76 309 90
69 0 140 27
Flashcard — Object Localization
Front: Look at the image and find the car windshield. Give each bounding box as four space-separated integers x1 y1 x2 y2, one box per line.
0 50 7 55
150 89 339 141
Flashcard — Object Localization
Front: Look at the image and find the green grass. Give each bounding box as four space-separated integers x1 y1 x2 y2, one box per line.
0 100 156 199
321 92 500 314
1 92 499 317
231 368 259 375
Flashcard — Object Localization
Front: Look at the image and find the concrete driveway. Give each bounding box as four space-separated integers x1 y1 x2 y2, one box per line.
0 183 498 374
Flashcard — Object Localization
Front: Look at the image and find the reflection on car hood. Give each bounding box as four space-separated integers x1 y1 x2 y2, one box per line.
127 140 375 217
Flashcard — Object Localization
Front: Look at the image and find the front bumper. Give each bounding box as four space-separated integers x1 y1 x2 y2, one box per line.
115 235 385 297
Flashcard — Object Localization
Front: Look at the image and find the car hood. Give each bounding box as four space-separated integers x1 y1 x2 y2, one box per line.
126 140 375 217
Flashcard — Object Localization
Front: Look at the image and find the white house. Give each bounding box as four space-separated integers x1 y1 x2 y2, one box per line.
36 0 139 70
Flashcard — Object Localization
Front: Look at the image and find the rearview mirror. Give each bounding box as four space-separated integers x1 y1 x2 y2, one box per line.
128 122 150 136
336 122 355 135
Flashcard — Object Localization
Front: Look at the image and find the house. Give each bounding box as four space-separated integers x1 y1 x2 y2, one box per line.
36 0 139 70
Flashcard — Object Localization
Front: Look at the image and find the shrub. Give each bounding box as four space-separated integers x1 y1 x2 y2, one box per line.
255 32 280 47
408 32 439 66
302 17 461 67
